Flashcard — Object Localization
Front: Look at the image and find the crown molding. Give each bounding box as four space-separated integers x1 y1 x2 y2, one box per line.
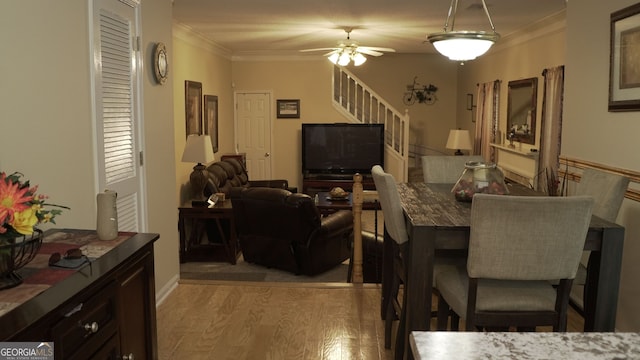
172 22 232 59
493 10 566 52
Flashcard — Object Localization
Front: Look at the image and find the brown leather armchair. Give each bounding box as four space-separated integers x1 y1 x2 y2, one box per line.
230 187 353 276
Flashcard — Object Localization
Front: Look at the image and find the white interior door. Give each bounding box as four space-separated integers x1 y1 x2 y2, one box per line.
235 92 272 180
92 0 146 232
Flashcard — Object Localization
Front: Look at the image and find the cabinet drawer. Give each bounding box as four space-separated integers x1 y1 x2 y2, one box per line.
52 281 118 359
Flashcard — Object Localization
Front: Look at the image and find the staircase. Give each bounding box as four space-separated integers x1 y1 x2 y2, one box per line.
331 65 410 182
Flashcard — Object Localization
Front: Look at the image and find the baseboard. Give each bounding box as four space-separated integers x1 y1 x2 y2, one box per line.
155 273 179 307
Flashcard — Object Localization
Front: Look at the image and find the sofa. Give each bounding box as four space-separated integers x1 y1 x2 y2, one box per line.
229 187 353 276
203 157 291 198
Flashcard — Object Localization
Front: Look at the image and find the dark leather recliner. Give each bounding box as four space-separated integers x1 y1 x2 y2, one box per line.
230 187 353 276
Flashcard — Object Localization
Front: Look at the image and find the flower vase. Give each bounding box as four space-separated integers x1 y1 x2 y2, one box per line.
0 229 43 290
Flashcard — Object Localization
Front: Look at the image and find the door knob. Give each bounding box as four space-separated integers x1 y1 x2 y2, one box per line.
265 152 270 157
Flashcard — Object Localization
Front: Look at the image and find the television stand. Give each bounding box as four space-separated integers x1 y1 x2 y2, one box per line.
302 174 375 196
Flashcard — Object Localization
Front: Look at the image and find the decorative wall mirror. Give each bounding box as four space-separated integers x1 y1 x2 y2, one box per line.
507 77 538 145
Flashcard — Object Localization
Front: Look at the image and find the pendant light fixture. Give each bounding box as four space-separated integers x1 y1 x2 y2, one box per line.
427 0 500 62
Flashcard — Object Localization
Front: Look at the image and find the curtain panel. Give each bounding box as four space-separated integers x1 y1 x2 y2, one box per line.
538 65 565 194
474 80 501 162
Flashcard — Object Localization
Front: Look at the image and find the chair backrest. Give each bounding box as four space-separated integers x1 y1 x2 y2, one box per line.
230 187 320 246
576 168 629 222
371 165 409 244
467 194 594 281
421 155 484 183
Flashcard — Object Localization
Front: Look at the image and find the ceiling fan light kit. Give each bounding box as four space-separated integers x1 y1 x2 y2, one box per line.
427 0 500 62
301 29 393 66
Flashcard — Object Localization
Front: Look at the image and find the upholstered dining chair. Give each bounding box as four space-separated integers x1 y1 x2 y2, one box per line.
421 155 484 183
371 165 409 355
571 168 629 315
436 194 594 332
371 165 462 358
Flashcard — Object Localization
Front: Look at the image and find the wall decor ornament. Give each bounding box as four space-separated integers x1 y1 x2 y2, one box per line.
204 95 219 153
277 99 300 118
609 2 640 111
185 80 203 138
403 77 438 105
153 42 168 85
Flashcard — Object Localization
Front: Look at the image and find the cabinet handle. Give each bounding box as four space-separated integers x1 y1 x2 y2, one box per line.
83 321 99 333
122 354 134 360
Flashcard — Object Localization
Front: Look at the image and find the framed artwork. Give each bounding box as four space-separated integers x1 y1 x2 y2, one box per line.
204 95 219 153
185 80 203 137
609 3 640 111
276 99 300 118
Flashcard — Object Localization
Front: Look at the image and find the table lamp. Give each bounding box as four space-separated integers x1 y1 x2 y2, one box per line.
182 134 215 206
445 129 472 156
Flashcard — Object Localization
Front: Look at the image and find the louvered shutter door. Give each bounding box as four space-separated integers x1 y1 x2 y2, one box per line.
94 0 144 232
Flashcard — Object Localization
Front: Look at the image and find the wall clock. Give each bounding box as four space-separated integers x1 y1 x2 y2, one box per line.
153 42 168 85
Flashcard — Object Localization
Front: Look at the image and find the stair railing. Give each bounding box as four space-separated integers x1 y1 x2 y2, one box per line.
332 65 410 182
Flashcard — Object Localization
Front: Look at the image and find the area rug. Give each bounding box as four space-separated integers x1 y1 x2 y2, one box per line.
180 256 350 283
179 210 383 284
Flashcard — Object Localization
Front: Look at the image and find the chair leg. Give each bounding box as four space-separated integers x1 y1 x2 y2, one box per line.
384 298 395 348
394 295 407 360
384 267 401 348
436 295 450 330
450 310 460 331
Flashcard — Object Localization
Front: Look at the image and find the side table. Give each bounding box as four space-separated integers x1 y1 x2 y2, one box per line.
178 200 240 264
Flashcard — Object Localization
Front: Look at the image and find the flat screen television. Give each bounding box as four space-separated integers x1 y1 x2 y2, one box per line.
302 123 385 177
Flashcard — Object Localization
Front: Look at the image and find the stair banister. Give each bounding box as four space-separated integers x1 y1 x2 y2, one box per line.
332 65 410 182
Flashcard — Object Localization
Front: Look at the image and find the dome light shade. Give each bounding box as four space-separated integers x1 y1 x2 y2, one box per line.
427 0 500 62
328 53 340 64
352 52 367 66
338 52 351 66
428 31 499 61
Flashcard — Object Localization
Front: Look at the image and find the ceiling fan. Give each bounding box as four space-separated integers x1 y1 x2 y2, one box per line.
300 29 395 66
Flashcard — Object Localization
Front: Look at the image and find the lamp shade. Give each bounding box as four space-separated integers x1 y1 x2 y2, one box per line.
182 134 215 164
446 129 472 151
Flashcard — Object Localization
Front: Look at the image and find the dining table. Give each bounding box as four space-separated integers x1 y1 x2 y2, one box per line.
387 182 625 360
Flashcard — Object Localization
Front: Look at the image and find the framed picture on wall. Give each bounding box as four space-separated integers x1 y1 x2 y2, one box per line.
609 3 640 111
276 99 300 118
204 95 219 153
185 80 203 137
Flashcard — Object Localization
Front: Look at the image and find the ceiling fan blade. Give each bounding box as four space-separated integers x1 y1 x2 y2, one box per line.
323 49 340 56
358 46 396 53
357 48 384 56
299 47 339 53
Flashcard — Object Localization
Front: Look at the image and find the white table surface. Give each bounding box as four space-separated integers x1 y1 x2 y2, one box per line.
410 331 640 360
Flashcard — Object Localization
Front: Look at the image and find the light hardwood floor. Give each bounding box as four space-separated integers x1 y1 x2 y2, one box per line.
157 281 585 360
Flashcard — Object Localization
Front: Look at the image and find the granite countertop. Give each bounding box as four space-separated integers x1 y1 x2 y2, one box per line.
411 331 640 360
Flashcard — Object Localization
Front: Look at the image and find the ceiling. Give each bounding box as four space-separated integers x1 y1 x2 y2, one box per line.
172 0 567 58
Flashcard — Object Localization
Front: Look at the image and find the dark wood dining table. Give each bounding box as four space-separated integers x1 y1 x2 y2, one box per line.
388 182 625 360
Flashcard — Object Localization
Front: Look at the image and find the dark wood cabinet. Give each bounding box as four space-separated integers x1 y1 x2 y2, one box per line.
2 230 159 360
117 248 157 360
